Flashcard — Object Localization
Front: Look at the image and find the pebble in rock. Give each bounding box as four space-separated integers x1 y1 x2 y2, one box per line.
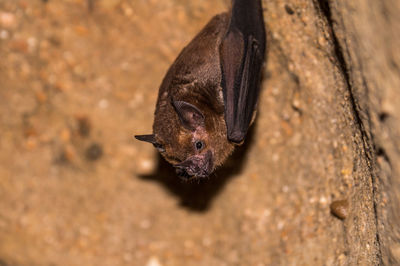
330 199 349 220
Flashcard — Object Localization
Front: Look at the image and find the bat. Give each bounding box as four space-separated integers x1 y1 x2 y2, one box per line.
135 0 266 179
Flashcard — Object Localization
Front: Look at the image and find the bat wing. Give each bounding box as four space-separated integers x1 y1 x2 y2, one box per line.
220 0 266 143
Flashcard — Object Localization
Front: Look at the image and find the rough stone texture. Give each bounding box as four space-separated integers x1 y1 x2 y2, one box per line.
327 0 400 264
0 0 398 265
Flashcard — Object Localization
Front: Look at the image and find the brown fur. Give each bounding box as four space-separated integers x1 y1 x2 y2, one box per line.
152 13 235 172
135 0 266 178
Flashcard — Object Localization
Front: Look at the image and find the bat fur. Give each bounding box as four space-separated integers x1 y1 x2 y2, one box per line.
136 0 266 179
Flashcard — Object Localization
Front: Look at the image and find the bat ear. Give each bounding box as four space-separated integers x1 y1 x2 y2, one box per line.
135 134 165 152
172 100 205 131
135 134 157 144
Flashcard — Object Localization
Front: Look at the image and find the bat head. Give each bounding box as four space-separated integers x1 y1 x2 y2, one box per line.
135 100 234 180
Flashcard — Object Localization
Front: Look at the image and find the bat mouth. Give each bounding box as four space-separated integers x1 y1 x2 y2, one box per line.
174 150 213 179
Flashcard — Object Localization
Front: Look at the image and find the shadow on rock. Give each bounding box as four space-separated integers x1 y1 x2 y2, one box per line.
138 124 256 212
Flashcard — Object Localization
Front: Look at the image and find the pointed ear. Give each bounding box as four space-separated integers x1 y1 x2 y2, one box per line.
135 134 157 144
172 100 205 131
135 134 165 152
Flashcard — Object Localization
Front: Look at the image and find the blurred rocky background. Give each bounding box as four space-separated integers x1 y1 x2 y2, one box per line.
0 0 399 265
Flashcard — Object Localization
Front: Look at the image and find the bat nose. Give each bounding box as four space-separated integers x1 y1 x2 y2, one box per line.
175 164 200 179
175 161 194 176
174 151 213 179
175 168 193 179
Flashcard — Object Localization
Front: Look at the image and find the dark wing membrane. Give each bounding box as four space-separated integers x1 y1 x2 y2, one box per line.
220 0 266 143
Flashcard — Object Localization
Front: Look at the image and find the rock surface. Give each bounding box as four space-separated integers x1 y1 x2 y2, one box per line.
0 0 399 265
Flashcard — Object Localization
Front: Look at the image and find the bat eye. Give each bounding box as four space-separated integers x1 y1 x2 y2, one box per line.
195 140 204 151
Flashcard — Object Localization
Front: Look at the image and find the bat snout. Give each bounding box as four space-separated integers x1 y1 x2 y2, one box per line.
174 151 213 179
